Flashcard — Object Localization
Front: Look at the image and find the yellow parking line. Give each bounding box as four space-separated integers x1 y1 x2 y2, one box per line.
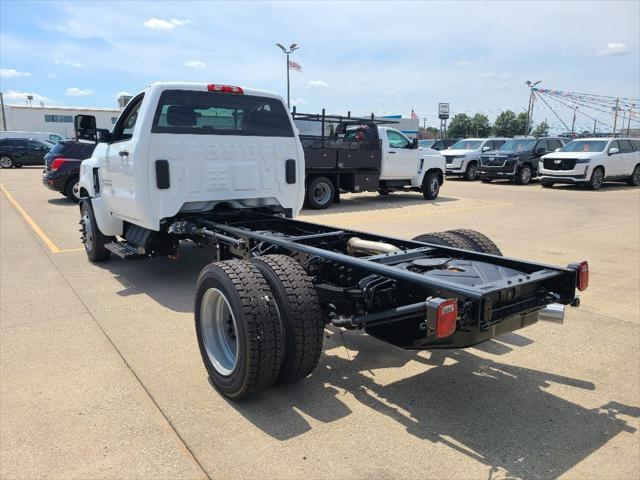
0 183 83 254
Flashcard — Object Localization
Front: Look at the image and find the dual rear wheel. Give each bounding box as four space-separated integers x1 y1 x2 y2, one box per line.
195 255 324 400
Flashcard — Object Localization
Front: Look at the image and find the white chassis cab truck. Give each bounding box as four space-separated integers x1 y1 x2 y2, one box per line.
76 82 588 400
293 110 446 209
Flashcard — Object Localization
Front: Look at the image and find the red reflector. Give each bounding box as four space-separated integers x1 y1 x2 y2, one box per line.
436 299 458 339
207 84 244 94
51 158 66 171
577 261 589 291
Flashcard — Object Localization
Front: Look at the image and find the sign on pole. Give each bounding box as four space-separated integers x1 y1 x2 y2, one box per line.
438 103 450 120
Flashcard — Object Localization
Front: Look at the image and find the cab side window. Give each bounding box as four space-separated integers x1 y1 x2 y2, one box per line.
387 130 410 149
548 139 563 151
535 140 549 154
618 140 633 153
112 94 144 142
493 140 505 149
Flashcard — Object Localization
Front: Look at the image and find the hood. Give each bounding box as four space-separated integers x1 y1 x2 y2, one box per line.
443 148 477 156
541 151 602 160
419 147 444 158
484 149 528 157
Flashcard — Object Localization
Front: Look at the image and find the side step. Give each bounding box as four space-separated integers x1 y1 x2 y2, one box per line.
104 241 147 260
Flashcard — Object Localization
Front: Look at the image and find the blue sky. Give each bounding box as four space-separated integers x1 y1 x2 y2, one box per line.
1 0 638 132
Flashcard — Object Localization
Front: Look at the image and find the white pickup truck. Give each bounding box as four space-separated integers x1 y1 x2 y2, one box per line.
74 82 587 400
295 111 446 208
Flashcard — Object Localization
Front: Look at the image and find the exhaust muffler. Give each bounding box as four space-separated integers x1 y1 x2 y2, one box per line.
347 237 401 256
538 303 565 324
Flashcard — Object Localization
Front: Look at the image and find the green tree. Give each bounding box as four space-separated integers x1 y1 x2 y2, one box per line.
447 113 472 138
532 121 549 137
418 126 439 139
492 110 517 136
514 112 530 136
469 113 491 137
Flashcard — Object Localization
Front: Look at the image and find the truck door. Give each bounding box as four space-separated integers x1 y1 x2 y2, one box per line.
101 93 145 219
382 129 418 179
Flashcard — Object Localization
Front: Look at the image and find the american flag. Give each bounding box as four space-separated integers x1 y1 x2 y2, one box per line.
410 109 418 120
289 60 302 73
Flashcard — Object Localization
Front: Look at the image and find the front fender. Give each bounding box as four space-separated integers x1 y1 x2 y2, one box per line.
413 151 445 187
79 157 99 197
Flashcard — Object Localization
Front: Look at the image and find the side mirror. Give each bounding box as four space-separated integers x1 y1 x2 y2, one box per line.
411 138 419 149
555 147 561 152
482 146 491 152
97 129 112 143
608 147 620 155
74 114 97 143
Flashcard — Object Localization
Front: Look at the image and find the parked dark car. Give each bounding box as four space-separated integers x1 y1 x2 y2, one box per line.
0 138 52 168
478 137 566 184
430 138 461 151
42 140 96 201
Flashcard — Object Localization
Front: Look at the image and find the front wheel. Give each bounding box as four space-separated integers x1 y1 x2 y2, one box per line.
481 176 492 183
540 181 554 188
587 167 604 190
515 164 532 185
65 176 82 202
306 176 335 209
422 171 440 200
80 201 113 262
627 165 640 186
463 162 478 181
0 156 14 168
195 260 283 399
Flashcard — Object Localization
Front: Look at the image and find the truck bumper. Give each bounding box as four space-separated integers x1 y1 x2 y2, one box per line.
478 169 516 179
42 169 66 192
538 167 589 184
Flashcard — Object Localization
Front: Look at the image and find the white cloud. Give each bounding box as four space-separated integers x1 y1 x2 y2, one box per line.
3 90 51 103
54 59 82 68
144 18 192 30
308 80 329 89
384 90 396 95
184 59 206 68
65 87 94 97
496 83 511 90
596 42 629 56
290 97 307 106
47 73 58 78
0 68 32 78
475 72 495 78
454 59 472 66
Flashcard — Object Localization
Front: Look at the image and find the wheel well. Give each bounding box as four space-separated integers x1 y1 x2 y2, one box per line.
64 173 79 191
79 187 90 198
593 165 605 176
426 168 444 185
306 175 336 189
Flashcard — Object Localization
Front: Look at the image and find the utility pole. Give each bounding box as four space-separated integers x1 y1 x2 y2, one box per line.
612 97 620 136
523 80 541 137
570 107 577 138
593 119 597 135
276 43 300 109
0 92 6 131
627 107 632 136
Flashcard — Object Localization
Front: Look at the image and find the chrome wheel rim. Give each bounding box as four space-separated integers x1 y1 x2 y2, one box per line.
81 210 93 252
592 170 603 189
0 157 12 168
633 167 640 184
468 164 477 180
201 288 238 376
72 182 82 200
430 176 439 195
313 182 331 205
521 167 531 183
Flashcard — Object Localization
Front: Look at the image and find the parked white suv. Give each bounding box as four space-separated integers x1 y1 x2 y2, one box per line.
538 138 640 190
443 138 508 180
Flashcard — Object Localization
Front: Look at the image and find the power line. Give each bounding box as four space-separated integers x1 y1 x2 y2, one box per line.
534 92 571 132
538 91 614 130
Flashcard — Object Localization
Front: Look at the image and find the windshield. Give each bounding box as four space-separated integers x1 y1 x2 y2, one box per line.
561 140 607 153
418 140 435 148
498 138 537 152
450 140 483 150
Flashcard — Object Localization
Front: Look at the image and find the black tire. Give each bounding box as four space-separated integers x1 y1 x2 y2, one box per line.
253 255 324 385
412 231 473 249
446 229 503 255
587 167 604 190
481 176 492 183
515 164 532 185
0 155 14 168
540 181 554 188
64 176 81 202
80 200 113 262
422 171 440 200
377 189 392 195
195 260 283 400
306 176 335 209
463 162 478 181
14 164 23 168
627 164 640 186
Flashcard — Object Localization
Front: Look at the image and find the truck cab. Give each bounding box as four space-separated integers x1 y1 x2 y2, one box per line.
479 137 565 185
77 82 305 236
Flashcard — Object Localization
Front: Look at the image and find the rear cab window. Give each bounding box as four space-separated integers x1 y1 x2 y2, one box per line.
151 90 294 137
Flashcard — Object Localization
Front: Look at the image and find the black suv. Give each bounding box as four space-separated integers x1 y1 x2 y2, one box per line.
0 138 52 168
478 137 565 184
42 141 96 201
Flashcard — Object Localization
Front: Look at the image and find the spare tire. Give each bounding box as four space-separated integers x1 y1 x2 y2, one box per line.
446 229 502 256
412 231 473 249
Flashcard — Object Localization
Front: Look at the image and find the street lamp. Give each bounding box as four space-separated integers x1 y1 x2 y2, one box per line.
276 43 300 109
524 80 541 136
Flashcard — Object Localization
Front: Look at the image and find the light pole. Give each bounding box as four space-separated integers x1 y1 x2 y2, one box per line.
524 80 541 136
276 43 299 109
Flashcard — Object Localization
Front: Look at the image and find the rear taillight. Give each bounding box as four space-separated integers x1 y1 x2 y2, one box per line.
207 84 244 94
568 261 589 291
51 158 66 171
436 299 458 339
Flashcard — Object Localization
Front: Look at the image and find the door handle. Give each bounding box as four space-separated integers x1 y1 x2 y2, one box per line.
119 150 129 157
389 151 396 154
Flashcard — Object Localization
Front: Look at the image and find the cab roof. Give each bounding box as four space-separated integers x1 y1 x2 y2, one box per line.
147 82 282 100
